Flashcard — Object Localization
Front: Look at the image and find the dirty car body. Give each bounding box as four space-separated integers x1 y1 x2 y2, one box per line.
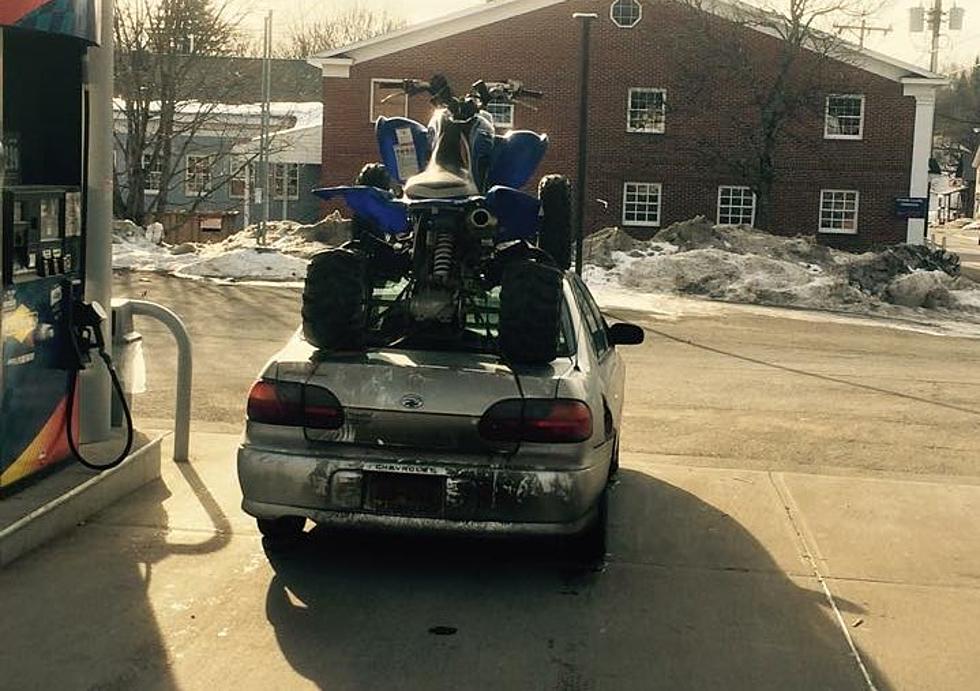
238 273 640 538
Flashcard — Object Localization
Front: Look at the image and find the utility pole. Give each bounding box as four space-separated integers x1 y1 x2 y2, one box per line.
572 12 597 276
911 1 965 73
833 17 891 48
258 10 272 244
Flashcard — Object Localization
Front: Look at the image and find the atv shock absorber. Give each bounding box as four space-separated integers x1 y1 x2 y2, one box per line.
432 231 455 281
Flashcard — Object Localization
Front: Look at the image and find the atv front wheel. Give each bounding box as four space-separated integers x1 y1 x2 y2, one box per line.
538 174 573 271
302 248 370 351
352 163 391 242
499 259 563 365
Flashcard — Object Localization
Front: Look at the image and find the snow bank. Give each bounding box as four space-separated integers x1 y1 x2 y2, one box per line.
174 249 309 281
112 212 351 282
584 217 980 320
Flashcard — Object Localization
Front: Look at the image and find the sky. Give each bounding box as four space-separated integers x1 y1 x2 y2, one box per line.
232 0 980 72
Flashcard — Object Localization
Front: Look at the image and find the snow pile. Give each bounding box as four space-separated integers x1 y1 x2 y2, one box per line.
584 217 980 317
175 248 309 281
112 212 351 281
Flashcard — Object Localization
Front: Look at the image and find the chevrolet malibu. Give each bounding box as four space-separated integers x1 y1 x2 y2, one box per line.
237 271 644 558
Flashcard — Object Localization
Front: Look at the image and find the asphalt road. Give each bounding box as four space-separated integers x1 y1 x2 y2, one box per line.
113 272 302 430
2 272 978 690
115 272 980 477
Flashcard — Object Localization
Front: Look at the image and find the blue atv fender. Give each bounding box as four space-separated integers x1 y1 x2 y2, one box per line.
313 186 409 237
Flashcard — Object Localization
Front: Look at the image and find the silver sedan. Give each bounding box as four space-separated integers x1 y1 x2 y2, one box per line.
237 272 644 557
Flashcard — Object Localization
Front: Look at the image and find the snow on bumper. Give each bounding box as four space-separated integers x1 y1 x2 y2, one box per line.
237 444 607 535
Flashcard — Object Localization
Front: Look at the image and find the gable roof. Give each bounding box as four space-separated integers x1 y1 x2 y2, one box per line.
312 0 943 83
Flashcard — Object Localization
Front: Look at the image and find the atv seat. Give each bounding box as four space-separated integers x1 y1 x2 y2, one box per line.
404 166 478 199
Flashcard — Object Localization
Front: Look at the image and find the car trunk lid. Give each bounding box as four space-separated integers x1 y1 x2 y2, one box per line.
267 336 573 455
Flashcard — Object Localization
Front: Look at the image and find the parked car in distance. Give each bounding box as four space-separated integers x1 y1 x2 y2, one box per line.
237 271 644 558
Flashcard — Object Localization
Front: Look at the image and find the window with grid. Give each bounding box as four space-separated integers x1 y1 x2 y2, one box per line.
819 190 859 234
273 163 300 200
825 95 865 139
484 100 515 129
717 186 756 226
229 156 250 200
622 182 662 227
611 0 642 28
142 151 164 193
371 79 409 122
627 88 666 133
185 155 213 196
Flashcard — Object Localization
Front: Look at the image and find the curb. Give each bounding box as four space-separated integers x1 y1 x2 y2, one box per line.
0 437 163 568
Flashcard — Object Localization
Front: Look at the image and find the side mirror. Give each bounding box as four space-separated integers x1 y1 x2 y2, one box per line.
608 322 645 346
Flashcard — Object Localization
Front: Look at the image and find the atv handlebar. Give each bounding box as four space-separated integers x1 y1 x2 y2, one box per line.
378 76 543 115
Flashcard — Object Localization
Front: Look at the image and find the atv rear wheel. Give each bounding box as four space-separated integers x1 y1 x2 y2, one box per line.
352 163 391 242
498 259 563 365
538 174 573 271
302 248 370 351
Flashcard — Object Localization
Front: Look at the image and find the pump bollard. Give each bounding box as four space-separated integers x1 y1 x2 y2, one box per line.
112 298 193 463
110 300 145 427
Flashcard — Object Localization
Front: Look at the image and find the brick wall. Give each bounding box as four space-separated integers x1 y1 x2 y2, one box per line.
321 0 917 246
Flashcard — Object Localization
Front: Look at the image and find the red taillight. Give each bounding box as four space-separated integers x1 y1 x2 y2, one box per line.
478 399 593 444
246 380 344 429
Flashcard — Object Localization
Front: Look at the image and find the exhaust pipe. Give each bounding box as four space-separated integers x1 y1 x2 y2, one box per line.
466 207 496 231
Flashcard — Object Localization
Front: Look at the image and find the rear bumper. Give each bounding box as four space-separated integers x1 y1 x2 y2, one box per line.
237 444 609 537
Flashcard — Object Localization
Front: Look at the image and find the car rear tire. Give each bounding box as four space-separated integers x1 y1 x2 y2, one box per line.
257 516 306 545
498 259 563 365
302 248 370 351
538 174 573 271
352 163 391 242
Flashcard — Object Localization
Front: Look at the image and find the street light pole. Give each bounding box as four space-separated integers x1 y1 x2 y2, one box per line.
572 12 597 275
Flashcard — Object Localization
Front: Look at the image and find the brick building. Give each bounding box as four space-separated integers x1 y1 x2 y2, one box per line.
312 0 945 246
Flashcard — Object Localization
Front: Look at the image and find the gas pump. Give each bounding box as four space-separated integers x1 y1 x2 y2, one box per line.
0 1 129 489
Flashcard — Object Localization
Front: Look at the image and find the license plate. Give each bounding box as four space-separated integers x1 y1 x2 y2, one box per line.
364 472 445 516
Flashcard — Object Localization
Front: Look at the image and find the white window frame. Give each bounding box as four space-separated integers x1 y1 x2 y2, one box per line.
818 189 860 234
622 181 662 227
627 87 666 134
142 151 163 195
484 100 515 130
610 0 643 28
370 78 409 123
272 162 301 201
716 186 756 226
824 94 865 140
229 155 249 200
184 154 213 197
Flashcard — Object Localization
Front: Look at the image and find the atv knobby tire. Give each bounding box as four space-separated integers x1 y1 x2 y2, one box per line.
302 249 369 351
352 163 391 242
499 259 563 365
538 174 573 271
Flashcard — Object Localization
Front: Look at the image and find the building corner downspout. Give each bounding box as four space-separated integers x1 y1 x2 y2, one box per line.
903 77 945 245
80 0 114 443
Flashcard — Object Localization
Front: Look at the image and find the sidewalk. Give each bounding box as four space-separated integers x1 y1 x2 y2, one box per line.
2 430 979 690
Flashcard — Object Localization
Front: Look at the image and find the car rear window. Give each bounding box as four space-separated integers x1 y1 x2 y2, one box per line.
365 280 574 357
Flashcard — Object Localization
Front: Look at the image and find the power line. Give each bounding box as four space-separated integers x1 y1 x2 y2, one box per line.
833 18 892 48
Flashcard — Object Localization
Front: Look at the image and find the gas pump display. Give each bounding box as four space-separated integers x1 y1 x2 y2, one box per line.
0 2 100 489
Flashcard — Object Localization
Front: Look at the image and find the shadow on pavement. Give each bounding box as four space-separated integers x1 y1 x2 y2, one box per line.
264 469 891 690
0 461 231 689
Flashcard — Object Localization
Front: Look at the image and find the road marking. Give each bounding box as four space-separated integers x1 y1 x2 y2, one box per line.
768 472 878 691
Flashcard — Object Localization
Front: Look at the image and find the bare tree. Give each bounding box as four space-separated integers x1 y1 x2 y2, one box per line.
113 0 266 224
278 5 406 59
675 0 882 229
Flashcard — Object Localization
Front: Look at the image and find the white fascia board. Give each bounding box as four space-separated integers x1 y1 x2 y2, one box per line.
310 0 943 85
312 57 353 79
681 0 942 83
312 0 564 67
